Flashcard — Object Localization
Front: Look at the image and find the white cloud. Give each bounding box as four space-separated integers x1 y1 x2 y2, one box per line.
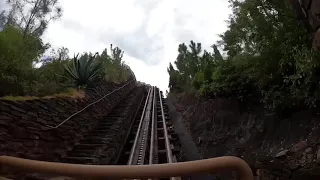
41 0 231 92
0 0 8 10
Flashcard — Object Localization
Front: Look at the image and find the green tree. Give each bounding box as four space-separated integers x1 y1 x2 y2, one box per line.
0 0 63 97
0 25 47 96
167 0 320 114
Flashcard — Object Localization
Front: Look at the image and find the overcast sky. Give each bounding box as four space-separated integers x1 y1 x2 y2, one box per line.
2 0 231 92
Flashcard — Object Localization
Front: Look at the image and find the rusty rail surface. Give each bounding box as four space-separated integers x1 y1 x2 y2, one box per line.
0 156 253 180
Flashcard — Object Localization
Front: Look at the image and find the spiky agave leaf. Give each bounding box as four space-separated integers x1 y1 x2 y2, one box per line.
63 54 79 79
81 53 102 83
62 53 103 87
82 53 99 80
86 63 104 82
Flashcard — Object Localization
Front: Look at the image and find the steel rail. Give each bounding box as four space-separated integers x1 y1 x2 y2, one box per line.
158 89 179 180
128 87 152 165
158 89 173 164
0 156 254 180
147 87 157 180
149 87 156 165
136 87 153 165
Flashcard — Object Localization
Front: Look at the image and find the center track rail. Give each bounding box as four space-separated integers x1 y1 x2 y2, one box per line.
125 86 181 180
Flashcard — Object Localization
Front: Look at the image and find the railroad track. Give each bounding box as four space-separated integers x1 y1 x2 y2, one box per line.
62 85 182 179
116 86 181 180
0 85 254 180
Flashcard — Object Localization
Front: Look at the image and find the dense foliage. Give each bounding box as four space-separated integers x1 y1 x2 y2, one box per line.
167 0 320 114
0 0 133 98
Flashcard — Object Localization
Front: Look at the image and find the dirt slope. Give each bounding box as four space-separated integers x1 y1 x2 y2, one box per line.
168 92 320 180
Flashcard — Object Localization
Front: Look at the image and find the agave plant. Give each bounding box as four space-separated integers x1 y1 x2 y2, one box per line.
62 53 104 88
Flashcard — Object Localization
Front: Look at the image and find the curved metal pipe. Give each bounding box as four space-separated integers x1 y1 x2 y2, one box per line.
0 156 253 180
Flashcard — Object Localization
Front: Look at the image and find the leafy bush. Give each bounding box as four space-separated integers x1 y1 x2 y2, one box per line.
0 0 135 98
0 27 133 97
192 71 205 90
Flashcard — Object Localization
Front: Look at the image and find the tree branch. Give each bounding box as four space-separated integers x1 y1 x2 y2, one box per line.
23 0 40 38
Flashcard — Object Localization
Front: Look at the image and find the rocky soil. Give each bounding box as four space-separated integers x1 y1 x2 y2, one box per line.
0 79 137 179
168 92 320 180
